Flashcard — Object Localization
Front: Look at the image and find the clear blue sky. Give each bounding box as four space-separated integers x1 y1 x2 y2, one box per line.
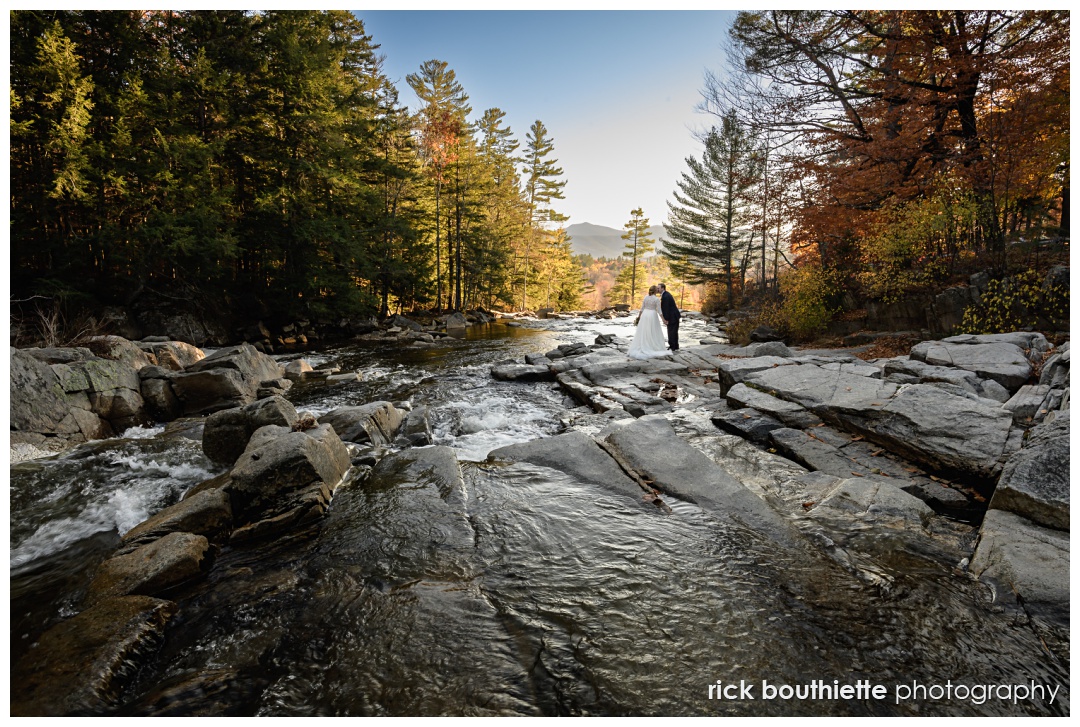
354 10 738 231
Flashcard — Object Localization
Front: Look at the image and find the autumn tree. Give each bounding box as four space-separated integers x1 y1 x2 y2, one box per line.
727 10 1069 270
407 59 471 311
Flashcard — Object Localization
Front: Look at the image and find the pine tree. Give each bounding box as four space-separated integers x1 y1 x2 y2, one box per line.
663 112 759 309
475 108 526 309
620 208 656 306
520 119 567 310
407 59 471 312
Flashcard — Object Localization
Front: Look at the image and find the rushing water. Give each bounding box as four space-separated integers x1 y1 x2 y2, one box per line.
8 316 1070 716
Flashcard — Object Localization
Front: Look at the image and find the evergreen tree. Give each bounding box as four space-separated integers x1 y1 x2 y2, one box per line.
366 75 429 317
620 207 656 306
407 59 471 312
663 112 759 308
520 119 567 310
607 263 634 307
10 18 95 289
474 108 526 309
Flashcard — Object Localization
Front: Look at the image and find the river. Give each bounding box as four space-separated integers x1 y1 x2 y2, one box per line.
8 316 1070 716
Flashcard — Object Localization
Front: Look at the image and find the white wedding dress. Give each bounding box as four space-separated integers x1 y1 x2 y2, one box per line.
627 295 669 359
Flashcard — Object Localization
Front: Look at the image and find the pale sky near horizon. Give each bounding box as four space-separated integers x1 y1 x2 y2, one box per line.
355 10 739 231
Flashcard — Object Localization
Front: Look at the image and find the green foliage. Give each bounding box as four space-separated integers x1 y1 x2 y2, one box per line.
860 185 980 302
957 270 1069 334
10 11 574 325
777 265 842 341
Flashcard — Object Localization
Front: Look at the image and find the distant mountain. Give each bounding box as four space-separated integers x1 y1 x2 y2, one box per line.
566 222 668 260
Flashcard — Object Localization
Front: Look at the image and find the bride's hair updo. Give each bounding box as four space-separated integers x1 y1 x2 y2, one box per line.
648 285 658 295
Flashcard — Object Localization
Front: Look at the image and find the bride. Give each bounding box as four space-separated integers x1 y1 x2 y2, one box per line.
627 285 670 359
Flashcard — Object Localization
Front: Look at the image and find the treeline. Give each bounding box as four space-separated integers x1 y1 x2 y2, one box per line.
10 10 584 325
663 10 1069 334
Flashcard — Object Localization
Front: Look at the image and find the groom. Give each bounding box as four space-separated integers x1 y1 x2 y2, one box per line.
659 283 680 351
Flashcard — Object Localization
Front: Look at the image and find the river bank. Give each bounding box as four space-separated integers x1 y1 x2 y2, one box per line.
9 314 1070 716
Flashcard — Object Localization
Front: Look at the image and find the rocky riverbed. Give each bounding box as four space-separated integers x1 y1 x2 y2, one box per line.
8 315 1071 716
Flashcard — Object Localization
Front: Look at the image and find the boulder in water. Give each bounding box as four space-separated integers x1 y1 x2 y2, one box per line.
970 509 1069 625
320 401 404 446
226 423 351 539
87 532 211 605
120 489 233 552
202 395 298 466
394 405 433 447
490 431 640 501
491 363 556 382
284 359 314 380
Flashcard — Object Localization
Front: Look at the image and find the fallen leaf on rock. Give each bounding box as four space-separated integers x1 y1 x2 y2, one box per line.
802 502 815 509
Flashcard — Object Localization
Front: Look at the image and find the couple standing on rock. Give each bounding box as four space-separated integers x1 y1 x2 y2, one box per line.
627 283 681 360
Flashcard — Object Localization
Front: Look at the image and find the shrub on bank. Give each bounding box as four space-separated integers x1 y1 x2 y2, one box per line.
957 269 1070 334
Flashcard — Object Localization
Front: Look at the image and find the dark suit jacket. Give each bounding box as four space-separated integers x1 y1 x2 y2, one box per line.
660 290 680 322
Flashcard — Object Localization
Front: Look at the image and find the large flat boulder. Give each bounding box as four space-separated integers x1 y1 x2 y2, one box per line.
11 596 177 716
989 412 1069 531
725 382 820 428
747 363 897 415
603 416 799 544
809 476 934 527
748 365 1013 478
490 431 640 501
910 339 1032 392
717 356 796 393
491 363 556 382
863 385 1014 479
179 343 283 411
970 509 1069 625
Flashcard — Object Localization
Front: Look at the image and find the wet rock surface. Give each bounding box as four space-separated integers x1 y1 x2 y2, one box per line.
8 316 1070 716
11 596 178 716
